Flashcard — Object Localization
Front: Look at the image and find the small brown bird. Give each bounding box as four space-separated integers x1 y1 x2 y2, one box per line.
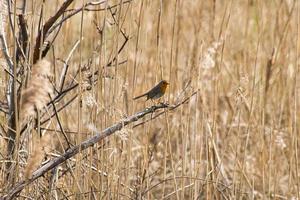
133 80 169 101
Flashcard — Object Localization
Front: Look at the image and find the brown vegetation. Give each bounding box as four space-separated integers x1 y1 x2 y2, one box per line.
0 0 300 199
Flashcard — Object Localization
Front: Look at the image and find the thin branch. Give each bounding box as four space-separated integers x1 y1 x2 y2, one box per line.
3 68 21 84
32 0 75 63
16 14 29 61
133 90 198 128
58 40 80 92
49 96 73 149
47 0 133 36
0 3 13 70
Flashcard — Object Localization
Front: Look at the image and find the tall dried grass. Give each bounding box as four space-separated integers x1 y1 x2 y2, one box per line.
0 0 300 199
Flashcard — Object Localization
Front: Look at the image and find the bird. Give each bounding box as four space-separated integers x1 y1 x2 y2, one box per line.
133 80 169 101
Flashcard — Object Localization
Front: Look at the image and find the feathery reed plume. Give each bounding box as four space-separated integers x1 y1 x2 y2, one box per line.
200 40 222 69
21 59 53 120
25 134 51 178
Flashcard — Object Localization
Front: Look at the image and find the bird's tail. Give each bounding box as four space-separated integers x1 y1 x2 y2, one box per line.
133 93 147 100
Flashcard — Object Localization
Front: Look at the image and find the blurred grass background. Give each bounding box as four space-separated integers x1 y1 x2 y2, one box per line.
1 0 300 199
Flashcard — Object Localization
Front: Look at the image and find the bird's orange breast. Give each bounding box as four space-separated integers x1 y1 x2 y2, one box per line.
160 83 168 93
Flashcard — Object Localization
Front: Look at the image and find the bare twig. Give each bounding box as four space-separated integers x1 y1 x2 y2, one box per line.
32 0 75 63
16 14 29 61
47 0 133 36
58 40 80 92
49 96 73 149
133 90 198 128
0 1 13 70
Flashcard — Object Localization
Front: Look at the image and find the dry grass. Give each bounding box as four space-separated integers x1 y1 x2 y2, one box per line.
0 0 300 199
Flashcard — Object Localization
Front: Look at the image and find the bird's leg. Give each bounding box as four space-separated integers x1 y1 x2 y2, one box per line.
158 98 169 107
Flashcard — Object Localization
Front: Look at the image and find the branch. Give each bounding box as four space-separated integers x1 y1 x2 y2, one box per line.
133 90 198 128
0 1 13 70
3 103 169 199
58 39 80 92
47 0 132 36
32 0 74 63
